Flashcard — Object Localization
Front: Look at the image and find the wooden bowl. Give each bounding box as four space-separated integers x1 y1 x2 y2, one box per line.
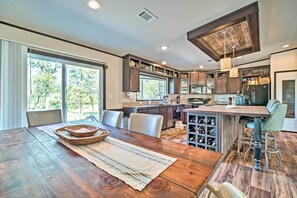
63 124 99 137
54 129 109 145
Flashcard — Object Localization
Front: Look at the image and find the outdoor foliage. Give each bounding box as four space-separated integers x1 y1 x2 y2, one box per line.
27 57 100 120
138 75 166 100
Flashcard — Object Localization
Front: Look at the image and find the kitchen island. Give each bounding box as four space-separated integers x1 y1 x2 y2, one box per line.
184 105 269 171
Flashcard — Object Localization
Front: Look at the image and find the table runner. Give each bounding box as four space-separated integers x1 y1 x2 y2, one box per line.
37 124 176 191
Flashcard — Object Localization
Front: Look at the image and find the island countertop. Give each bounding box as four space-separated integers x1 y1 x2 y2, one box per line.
184 105 270 117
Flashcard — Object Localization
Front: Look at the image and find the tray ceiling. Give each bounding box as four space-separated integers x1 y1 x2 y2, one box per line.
187 2 260 62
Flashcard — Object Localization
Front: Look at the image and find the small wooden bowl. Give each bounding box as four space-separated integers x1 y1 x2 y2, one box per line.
54 129 109 145
64 124 99 137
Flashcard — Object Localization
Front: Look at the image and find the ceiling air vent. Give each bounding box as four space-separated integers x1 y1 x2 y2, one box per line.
137 9 158 23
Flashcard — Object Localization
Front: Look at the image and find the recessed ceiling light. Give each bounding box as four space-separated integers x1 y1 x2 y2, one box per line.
161 46 168 50
161 61 166 65
199 65 204 69
236 56 242 59
88 0 100 9
282 44 290 48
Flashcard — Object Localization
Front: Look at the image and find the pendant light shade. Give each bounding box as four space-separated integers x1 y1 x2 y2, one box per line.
229 45 239 78
229 67 239 78
220 57 232 71
220 30 231 71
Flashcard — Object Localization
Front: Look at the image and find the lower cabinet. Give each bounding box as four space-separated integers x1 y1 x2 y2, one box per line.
137 106 174 130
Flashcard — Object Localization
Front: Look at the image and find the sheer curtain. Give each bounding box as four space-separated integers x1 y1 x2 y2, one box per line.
0 40 27 130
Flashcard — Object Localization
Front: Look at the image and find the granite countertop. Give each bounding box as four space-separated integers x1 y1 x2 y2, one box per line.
184 105 270 117
123 103 190 109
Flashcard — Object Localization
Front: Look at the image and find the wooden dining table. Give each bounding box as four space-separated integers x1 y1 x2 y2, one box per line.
0 123 223 197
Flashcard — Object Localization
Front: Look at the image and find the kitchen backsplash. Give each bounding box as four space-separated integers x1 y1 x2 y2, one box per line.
214 94 237 104
121 92 215 107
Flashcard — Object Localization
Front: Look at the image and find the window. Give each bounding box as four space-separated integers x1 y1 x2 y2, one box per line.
27 51 104 121
137 74 167 100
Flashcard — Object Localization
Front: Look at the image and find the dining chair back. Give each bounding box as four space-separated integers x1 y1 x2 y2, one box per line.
206 182 247 198
27 109 62 127
266 99 280 113
263 103 287 131
101 110 123 128
128 113 163 138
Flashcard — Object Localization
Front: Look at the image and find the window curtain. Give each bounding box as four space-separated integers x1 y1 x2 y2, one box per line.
0 40 27 130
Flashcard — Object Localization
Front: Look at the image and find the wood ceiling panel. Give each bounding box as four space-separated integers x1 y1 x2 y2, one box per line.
187 2 260 61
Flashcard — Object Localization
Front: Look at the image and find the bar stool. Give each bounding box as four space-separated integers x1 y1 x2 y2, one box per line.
243 103 287 171
237 100 280 153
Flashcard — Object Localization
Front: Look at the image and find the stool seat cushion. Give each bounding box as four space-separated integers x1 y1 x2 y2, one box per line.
246 121 264 129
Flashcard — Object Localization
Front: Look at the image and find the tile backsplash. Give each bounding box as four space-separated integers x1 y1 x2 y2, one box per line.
121 92 215 107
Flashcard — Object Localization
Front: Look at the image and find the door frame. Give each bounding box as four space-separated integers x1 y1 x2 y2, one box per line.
274 69 297 99
274 70 297 132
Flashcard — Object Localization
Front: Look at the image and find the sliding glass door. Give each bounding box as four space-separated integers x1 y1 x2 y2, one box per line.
65 64 102 121
27 52 104 121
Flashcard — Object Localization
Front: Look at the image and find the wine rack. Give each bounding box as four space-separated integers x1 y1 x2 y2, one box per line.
187 113 219 152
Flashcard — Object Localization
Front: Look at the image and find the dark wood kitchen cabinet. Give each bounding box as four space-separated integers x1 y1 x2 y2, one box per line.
198 72 207 85
123 55 140 92
228 76 241 94
169 78 181 94
137 106 174 129
215 72 227 94
190 72 199 85
166 106 174 128
190 71 206 85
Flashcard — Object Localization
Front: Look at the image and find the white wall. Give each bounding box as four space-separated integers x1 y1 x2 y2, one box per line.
270 49 297 98
0 24 123 109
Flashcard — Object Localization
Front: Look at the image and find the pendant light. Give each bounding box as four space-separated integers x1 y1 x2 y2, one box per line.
220 30 231 71
229 45 239 78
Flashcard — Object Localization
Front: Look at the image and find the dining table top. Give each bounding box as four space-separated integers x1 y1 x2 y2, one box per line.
0 123 223 198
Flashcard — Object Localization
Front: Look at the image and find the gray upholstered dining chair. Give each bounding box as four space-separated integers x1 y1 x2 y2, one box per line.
128 113 163 138
244 103 287 171
237 99 280 153
206 182 247 198
26 109 62 127
101 110 123 128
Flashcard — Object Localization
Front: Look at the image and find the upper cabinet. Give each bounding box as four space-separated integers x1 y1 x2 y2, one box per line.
123 55 140 92
169 78 181 94
215 72 228 94
189 71 206 85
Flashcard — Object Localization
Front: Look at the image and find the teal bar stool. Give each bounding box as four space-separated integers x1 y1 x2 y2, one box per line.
244 103 288 171
237 100 280 153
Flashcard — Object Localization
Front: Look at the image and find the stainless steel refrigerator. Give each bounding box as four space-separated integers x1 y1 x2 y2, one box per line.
243 84 269 106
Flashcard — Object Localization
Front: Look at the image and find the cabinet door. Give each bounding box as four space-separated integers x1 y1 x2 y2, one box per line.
129 67 140 92
169 78 180 94
148 108 160 115
183 104 192 123
137 109 147 114
228 77 241 94
166 106 174 128
216 78 227 93
190 72 199 85
159 107 167 129
198 72 206 85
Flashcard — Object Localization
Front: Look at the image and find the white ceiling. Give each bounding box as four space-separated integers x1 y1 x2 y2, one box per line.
0 0 296 70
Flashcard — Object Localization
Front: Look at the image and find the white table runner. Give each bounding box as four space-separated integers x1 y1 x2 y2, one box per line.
37 124 176 191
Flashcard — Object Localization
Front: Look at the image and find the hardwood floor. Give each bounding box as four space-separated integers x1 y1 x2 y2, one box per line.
161 130 297 198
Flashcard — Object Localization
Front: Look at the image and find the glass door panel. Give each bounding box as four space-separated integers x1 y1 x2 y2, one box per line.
65 64 102 121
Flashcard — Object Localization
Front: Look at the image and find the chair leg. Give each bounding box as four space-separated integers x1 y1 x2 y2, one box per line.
264 131 269 171
237 124 243 153
274 131 282 169
244 130 253 161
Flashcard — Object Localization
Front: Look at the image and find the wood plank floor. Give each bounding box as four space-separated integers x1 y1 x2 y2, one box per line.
161 130 297 198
